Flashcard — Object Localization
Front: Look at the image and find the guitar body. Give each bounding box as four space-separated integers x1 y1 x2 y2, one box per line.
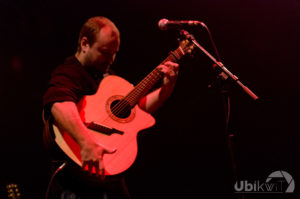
52 75 155 176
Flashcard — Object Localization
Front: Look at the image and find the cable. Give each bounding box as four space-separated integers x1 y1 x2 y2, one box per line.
44 161 67 199
200 22 230 128
200 22 222 62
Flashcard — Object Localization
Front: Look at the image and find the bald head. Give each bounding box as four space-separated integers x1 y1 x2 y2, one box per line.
77 16 120 53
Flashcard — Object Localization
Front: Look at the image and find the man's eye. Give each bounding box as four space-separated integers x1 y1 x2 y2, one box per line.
100 50 110 55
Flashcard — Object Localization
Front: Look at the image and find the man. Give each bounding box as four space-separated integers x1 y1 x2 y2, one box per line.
43 16 179 199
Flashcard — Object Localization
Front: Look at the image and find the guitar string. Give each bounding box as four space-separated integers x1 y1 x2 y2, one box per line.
108 70 157 115
94 44 186 132
110 68 163 116
110 45 183 116
115 68 163 114
109 44 187 118
90 42 187 125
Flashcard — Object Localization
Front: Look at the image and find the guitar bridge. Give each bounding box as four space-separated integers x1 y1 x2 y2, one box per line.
84 122 124 135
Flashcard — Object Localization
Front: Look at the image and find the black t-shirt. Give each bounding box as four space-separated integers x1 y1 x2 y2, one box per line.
42 57 131 198
43 56 103 119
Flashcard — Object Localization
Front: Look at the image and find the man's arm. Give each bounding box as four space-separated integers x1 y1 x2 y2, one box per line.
139 61 179 113
51 101 115 176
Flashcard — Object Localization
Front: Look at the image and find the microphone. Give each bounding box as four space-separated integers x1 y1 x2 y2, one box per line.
158 18 203 30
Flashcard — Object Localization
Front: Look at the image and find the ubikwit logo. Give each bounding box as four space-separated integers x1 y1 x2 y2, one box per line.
234 171 295 193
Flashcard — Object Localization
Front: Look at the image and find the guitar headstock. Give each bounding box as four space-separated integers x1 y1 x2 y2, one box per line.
6 184 21 199
179 39 195 56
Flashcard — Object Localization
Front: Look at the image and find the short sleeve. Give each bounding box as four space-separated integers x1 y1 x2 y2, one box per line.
42 59 99 120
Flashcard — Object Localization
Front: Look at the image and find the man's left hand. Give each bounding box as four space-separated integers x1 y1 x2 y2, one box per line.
157 61 179 91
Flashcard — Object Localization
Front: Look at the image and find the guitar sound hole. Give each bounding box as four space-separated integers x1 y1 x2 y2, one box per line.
111 100 131 119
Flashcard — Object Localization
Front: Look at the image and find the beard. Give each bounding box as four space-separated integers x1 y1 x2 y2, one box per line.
84 54 109 73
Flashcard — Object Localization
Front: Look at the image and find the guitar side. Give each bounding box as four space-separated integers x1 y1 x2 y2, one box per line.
52 75 156 176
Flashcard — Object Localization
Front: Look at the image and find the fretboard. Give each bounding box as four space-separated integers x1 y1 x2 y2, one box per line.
124 45 186 107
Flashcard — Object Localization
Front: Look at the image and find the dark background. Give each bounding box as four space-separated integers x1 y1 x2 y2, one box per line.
0 0 299 198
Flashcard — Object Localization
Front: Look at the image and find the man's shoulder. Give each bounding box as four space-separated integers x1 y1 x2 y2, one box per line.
52 56 83 77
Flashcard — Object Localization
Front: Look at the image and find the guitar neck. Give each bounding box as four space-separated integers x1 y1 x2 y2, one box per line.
124 45 186 107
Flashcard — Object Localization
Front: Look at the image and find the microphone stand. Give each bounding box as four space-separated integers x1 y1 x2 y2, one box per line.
180 29 258 199
180 29 258 101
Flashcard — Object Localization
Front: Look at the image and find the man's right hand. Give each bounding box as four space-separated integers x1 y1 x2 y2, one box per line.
80 138 116 178
51 101 117 179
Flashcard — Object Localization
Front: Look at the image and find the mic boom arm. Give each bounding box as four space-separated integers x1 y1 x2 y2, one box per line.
180 29 259 100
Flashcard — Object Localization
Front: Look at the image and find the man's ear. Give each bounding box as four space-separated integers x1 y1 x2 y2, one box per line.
80 37 90 52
